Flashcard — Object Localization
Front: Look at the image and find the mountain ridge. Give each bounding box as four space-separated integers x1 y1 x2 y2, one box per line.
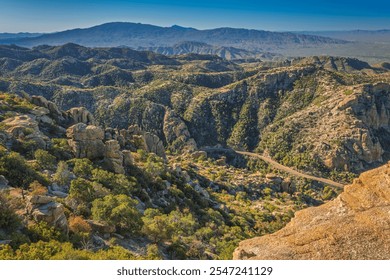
0 22 346 50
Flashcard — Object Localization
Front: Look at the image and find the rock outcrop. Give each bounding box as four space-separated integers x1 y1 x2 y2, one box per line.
104 140 125 174
163 110 197 153
2 114 50 149
27 195 68 234
66 107 95 125
66 123 105 160
67 123 166 173
233 162 390 260
0 175 9 190
31 95 67 122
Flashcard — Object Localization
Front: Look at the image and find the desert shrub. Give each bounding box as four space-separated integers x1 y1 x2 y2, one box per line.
28 181 47 195
92 168 136 195
34 149 56 170
0 193 20 231
91 194 142 234
0 152 48 188
69 178 95 204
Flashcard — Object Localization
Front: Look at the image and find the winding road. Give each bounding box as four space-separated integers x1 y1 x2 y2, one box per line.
203 148 344 189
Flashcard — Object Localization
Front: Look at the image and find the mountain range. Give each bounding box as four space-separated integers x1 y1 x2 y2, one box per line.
0 22 344 50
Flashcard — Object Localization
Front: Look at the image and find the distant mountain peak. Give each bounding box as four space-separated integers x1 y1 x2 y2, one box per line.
170 24 196 30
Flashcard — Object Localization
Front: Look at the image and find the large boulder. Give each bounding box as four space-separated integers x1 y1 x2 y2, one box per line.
66 107 95 125
2 114 50 149
0 175 9 190
144 132 166 159
103 140 124 174
31 95 66 122
27 195 68 234
66 123 105 159
233 162 390 260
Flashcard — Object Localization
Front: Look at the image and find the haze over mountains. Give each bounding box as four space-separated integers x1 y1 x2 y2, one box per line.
0 22 389 63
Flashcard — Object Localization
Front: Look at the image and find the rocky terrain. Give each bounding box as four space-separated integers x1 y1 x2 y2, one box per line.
1 91 337 260
233 162 390 260
0 44 390 180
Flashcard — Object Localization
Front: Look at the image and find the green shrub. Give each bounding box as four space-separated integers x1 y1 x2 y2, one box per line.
0 193 20 231
34 149 56 170
0 152 48 188
91 194 142 234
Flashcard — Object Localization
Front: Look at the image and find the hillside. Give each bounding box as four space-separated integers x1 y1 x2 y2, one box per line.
0 92 338 260
1 45 390 180
137 41 280 60
1 44 390 259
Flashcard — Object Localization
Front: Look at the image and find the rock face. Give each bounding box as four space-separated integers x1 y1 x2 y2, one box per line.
27 195 68 234
67 122 167 173
31 95 67 123
233 163 390 260
2 114 50 149
104 140 124 174
66 107 95 125
144 132 165 159
0 175 9 190
66 123 105 159
163 110 197 153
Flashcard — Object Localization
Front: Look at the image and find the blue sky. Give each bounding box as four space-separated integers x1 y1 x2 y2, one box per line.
0 0 389 32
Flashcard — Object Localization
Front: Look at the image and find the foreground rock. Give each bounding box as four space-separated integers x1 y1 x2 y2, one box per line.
233 163 390 260
27 195 69 234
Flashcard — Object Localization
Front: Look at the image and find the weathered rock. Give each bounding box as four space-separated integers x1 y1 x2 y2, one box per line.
281 178 294 193
144 132 166 159
31 95 66 122
66 123 105 159
233 162 390 260
163 110 197 153
66 107 95 125
122 150 134 166
27 195 68 234
0 175 9 190
194 184 210 199
29 195 55 205
2 114 50 149
103 140 124 174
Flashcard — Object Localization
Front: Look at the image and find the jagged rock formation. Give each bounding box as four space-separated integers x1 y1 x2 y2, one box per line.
66 107 95 125
163 110 197 153
67 123 166 172
0 175 9 190
31 95 68 123
2 115 50 149
66 123 105 160
27 195 68 234
233 163 390 260
104 140 124 174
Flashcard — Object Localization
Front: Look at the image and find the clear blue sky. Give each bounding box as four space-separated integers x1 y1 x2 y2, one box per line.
0 0 389 32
